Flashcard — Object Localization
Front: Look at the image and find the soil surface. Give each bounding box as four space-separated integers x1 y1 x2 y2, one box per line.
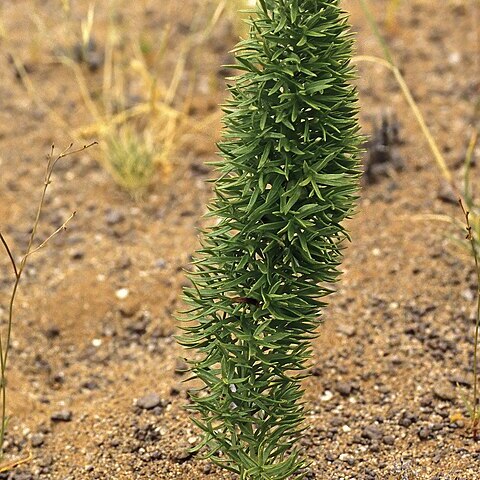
1 1 480 479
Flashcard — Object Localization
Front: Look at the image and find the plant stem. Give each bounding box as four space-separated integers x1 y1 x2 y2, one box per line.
353 55 452 184
359 0 480 439
359 0 394 64
460 199 480 439
0 142 96 459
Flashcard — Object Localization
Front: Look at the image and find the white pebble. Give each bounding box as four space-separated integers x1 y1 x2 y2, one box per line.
115 288 129 300
320 390 333 402
448 52 461 65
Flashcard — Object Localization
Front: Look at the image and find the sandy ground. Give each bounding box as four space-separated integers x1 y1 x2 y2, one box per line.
1 0 480 478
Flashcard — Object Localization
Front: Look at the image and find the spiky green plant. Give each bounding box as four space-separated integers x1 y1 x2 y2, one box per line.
179 1 361 478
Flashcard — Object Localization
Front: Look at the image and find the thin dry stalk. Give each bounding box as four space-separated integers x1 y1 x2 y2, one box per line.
358 0 480 440
459 198 480 439
0 142 96 461
353 54 452 184
0 452 33 473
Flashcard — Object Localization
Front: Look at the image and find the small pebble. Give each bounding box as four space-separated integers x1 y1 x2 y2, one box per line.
383 435 395 446
339 453 355 466
105 209 125 225
336 324 357 337
173 448 192 463
433 384 456 402
320 390 333 402
115 288 130 300
136 393 162 410
44 326 61 339
336 382 353 397
418 426 432 440
31 433 45 447
362 425 383 441
51 410 73 422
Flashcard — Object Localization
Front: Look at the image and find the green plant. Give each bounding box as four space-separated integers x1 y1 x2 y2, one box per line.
179 1 361 478
64 5 180 195
0 143 94 464
105 125 170 195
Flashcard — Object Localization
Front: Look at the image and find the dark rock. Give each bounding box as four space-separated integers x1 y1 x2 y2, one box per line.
330 417 343 427
152 406 164 416
339 453 355 466
117 257 132 270
383 435 395 445
51 372 65 385
364 469 378 480
31 433 45 447
363 113 404 184
377 385 391 395
390 355 403 365
80 380 99 391
170 385 181 396
175 359 189 375
432 422 444 431
362 425 383 441
44 326 60 339
325 451 336 462
420 396 433 407
418 426 432 440
150 450 162 460
133 423 161 442
398 411 418 428
352 435 366 445
73 38 104 71
71 250 84 260
336 382 353 397
151 325 173 339
190 162 211 176
110 438 121 447
127 317 149 335
369 443 380 453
